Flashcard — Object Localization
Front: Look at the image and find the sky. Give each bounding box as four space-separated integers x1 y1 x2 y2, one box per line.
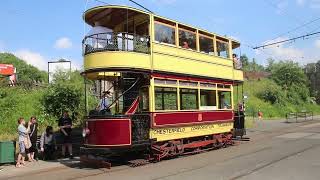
1 0 320 71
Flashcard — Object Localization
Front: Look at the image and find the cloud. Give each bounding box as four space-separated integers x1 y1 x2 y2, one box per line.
14 49 48 70
296 0 306 6
315 39 320 48
276 0 289 14
54 37 73 49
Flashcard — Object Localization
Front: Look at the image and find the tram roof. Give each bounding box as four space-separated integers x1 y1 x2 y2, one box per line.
83 5 240 44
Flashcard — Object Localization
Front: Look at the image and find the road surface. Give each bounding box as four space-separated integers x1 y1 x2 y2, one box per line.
1 117 320 180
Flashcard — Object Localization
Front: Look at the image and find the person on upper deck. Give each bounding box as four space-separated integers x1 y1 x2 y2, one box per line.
182 41 190 49
233 54 242 69
87 22 113 48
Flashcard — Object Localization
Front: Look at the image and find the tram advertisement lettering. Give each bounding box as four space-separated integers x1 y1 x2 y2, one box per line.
150 122 233 141
217 123 232 127
191 124 215 131
154 127 186 135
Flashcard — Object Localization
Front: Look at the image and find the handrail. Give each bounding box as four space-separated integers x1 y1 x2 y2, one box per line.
105 77 141 110
286 111 313 123
82 32 150 55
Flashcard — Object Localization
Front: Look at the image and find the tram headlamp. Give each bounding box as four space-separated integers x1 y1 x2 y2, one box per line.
82 121 90 137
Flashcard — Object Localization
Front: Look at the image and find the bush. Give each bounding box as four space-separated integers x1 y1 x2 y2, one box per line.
258 81 286 105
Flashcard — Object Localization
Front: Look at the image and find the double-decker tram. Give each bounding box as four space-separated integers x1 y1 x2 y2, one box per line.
81 5 245 163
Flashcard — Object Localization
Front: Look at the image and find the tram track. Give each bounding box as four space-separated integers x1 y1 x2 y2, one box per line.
3 119 320 180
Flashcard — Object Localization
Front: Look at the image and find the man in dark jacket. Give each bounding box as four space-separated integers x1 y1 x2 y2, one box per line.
58 111 73 159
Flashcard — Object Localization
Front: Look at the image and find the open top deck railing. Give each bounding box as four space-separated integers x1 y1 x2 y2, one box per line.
82 32 150 55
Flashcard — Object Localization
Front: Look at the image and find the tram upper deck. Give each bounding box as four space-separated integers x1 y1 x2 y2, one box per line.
83 5 243 82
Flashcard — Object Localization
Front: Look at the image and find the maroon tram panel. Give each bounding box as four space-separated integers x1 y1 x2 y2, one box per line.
151 111 233 127
86 119 131 146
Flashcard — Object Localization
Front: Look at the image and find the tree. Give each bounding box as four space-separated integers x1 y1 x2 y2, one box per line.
42 71 82 119
42 83 81 118
240 54 249 68
270 61 307 89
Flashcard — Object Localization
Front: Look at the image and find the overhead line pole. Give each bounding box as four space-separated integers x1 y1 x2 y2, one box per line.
253 31 320 49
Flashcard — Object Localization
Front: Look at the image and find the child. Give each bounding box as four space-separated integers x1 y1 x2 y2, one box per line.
40 126 56 160
16 117 30 167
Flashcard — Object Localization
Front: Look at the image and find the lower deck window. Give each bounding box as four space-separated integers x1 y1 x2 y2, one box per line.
180 88 198 110
200 90 216 110
218 91 232 109
155 87 177 110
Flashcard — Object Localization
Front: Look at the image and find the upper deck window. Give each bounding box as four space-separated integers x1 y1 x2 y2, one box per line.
155 22 176 45
199 35 214 54
217 39 229 58
179 27 196 50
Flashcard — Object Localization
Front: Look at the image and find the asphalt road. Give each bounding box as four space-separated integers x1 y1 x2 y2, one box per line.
1 117 320 180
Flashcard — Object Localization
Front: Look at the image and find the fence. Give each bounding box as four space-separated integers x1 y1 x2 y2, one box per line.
286 111 313 123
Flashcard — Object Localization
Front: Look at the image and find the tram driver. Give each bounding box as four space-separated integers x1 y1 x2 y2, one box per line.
96 91 114 115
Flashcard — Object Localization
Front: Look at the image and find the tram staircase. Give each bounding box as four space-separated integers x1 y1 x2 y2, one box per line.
120 75 150 146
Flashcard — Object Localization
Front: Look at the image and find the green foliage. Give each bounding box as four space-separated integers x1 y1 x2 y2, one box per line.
0 53 47 86
42 71 83 121
241 78 320 119
0 87 55 140
268 60 307 88
240 54 264 72
42 84 81 118
258 80 286 105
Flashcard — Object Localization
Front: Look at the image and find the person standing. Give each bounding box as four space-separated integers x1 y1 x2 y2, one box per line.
28 116 38 161
16 117 30 167
58 111 73 159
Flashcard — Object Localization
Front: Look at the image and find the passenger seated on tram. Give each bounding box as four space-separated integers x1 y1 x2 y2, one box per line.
86 22 113 49
182 41 189 49
96 91 114 115
219 94 230 109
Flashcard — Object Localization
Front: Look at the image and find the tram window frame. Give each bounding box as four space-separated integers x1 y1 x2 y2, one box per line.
218 91 232 110
179 88 199 110
179 28 197 50
200 83 216 89
179 81 198 88
216 39 229 59
217 84 231 89
154 79 178 85
199 35 214 54
155 87 178 110
139 87 149 112
154 21 176 45
200 90 217 110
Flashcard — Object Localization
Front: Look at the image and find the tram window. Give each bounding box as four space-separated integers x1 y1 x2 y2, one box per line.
139 87 149 111
155 23 176 45
217 40 229 58
180 88 198 110
154 79 177 85
218 91 232 109
179 29 196 50
200 83 216 88
217 84 231 89
199 36 214 54
200 90 217 110
179 81 198 87
155 87 177 110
